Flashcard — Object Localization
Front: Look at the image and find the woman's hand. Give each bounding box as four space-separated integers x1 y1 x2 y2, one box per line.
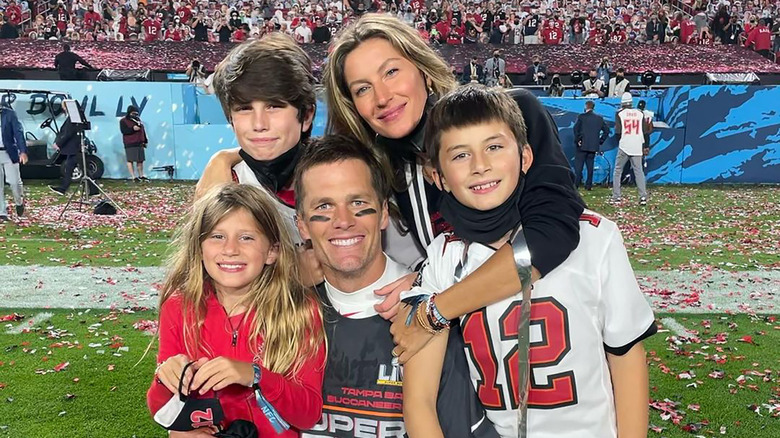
156 354 193 396
374 272 417 321
389 303 435 364
190 357 254 394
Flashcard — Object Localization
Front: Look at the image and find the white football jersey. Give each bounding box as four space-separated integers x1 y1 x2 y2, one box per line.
617 108 646 156
404 210 656 438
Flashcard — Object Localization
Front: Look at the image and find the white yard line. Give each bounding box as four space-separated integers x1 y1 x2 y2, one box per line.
659 317 691 337
0 267 777 313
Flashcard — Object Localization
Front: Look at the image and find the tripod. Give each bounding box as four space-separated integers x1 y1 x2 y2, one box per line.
58 130 125 219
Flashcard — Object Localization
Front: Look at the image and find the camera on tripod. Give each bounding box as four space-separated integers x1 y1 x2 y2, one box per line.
58 99 124 218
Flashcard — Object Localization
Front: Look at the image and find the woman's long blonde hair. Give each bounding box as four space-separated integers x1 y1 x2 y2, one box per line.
160 184 323 377
323 13 458 147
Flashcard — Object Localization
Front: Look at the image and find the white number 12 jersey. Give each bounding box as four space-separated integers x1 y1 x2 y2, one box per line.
405 211 657 438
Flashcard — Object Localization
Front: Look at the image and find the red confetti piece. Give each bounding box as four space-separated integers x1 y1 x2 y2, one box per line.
0 313 24 322
132 319 159 335
53 362 70 372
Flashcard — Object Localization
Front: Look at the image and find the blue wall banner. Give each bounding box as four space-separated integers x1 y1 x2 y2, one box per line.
2 80 777 183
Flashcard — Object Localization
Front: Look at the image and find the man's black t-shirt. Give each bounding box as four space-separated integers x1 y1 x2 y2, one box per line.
305 284 499 438
217 24 232 42
193 20 209 41
312 25 331 43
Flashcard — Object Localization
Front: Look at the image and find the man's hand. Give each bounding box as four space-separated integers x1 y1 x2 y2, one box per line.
156 354 193 396
133 125 141 131
389 303 435 364
190 357 254 394
52 143 59 151
374 272 417 320
19 153 28 165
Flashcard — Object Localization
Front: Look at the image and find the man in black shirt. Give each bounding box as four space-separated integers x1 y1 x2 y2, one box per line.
216 18 232 42
723 16 742 44
191 12 210 42
573 100 609 190
312 17 331 43
49 102 82 195
54 44 94 81
0 17 19 39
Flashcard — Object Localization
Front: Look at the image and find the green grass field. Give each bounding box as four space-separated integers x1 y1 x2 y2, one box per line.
1 181 778 437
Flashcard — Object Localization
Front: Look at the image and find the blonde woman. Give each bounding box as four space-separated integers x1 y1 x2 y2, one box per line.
147 184 325 436
322 13 584 361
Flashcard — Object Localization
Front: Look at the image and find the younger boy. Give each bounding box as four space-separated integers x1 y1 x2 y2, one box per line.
402 86 657 438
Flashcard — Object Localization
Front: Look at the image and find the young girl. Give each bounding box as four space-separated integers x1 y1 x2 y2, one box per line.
147 184 326 437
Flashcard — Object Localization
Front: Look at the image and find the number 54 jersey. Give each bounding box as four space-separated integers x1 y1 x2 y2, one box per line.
405 211 657 438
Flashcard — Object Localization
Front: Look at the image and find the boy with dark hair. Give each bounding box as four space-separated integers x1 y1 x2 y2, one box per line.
403 85 656 438
209 33 317 243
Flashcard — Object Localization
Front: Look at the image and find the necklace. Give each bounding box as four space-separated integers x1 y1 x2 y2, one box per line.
221 305 240 347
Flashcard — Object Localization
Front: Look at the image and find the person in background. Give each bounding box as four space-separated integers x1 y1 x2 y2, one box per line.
186 59 206 83
49 102 82 196
462 56 484 84
54 43 94 80
523 54 547 85
483 49 505 87
608 67 630 97
596 56 611 86
744 18 772 59
547 74 565 96
119 105 148 181
613 92 650 206
0 102 27 221
573 100 610 190
582 69 605 97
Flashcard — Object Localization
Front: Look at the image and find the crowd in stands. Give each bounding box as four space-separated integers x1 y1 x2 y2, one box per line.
0 0 777 60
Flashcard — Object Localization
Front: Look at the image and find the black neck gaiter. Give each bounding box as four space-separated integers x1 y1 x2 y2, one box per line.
438 173 525 244
238 143 301 193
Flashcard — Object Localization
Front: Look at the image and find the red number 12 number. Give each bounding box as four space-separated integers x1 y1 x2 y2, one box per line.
461 297 577 410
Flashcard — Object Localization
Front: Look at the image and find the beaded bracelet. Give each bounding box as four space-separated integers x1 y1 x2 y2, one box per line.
428 294 450 328
415 302 439 335
416 295 449 334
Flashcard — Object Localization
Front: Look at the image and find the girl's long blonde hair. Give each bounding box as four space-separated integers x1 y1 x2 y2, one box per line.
160 184 323 377
323 13 458 147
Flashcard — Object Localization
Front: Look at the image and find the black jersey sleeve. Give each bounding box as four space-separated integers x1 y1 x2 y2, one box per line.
509 88 586 277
